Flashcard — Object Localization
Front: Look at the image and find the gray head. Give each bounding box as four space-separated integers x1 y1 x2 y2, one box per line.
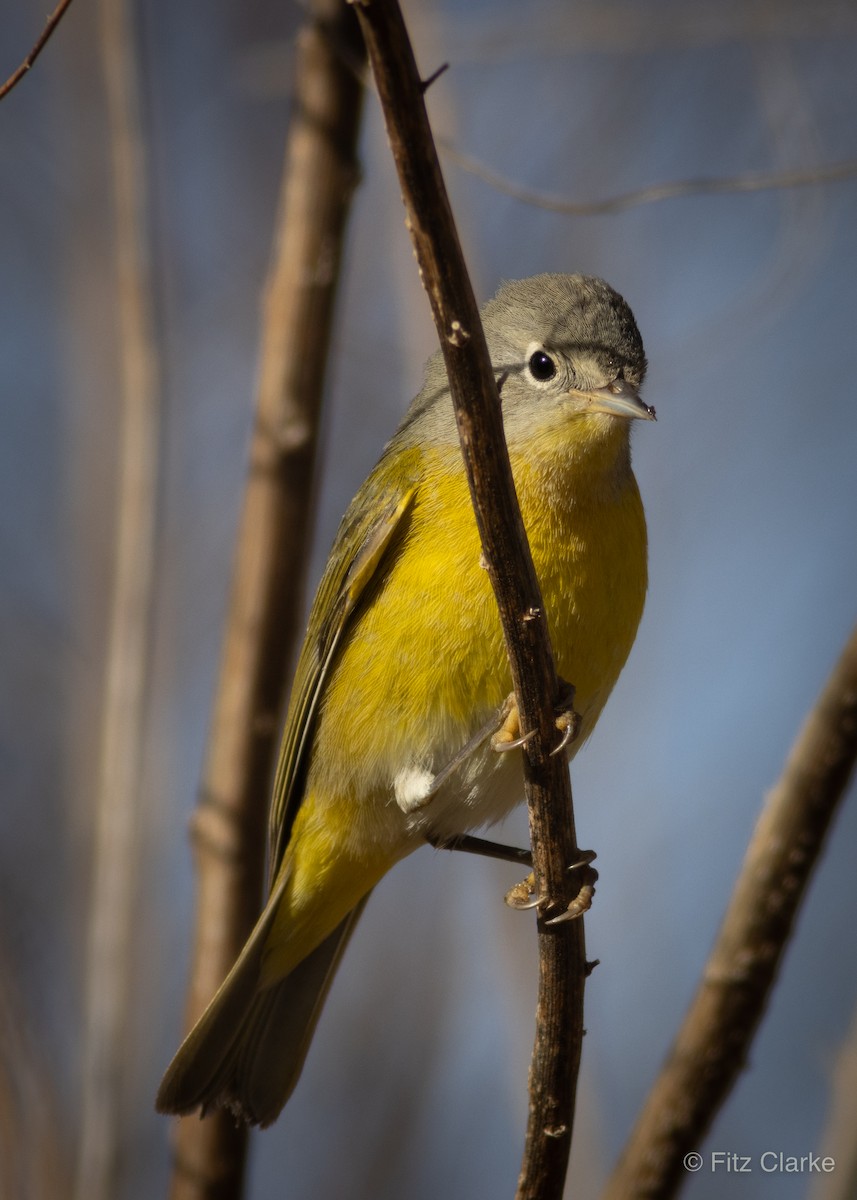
482 273 646 388
397 274 651 453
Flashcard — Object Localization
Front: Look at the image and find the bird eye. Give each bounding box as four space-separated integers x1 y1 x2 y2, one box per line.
527 349 557 382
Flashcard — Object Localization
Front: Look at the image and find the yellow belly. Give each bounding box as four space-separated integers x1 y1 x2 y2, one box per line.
264 425 647 982
309 430 647 842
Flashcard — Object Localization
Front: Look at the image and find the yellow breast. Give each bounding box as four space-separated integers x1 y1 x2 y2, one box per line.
268 415 647 974
310 415 647 830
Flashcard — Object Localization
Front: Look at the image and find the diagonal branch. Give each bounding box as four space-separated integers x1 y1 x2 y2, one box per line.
604 620 857 1200
0 0 77 102
349 3 587 1198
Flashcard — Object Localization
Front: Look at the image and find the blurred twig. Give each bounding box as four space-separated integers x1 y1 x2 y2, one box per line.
0 941 68 1200
349 3 587 1198
0 0 76 101
809 996 857 1200
440 141 857 216
238 31 857 217
74 0 160 1196
604 621 857 1200
166 3 365 1198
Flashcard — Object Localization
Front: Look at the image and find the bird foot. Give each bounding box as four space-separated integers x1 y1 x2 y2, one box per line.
490 681 581 757
504 851 598 922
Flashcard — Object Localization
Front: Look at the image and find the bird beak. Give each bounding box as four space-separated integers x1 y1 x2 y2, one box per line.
573 378 656 421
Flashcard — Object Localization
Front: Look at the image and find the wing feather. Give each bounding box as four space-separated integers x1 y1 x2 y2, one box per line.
266 475 417 873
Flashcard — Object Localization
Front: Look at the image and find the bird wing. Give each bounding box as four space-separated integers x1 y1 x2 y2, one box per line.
266 474 418 875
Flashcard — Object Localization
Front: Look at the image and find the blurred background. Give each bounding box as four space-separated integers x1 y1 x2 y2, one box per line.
2 0 857 1197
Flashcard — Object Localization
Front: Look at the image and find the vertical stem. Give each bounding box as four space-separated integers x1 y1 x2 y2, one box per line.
75 0 160 1195
166 5 365 1198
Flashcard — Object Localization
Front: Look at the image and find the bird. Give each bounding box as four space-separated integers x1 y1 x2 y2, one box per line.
157 272 654 1127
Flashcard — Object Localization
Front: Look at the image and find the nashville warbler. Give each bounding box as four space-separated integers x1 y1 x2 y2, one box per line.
157 272 654 1125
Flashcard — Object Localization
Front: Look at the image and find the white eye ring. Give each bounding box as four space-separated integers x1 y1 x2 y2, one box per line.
525 342 558 384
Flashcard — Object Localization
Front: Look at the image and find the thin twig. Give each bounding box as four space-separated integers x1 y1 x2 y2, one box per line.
440 141 857 216
166 4 365 1198
299 38 857 218
809 996 857 1200
0 940 69 1200
0 0 77 102
349 4 587 1198
74 0 160 1195
604 621 857 1200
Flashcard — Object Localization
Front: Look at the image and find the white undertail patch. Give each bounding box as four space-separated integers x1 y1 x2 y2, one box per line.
393 765 435 814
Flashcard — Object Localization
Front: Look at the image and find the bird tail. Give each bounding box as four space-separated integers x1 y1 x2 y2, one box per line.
156 892 368 1127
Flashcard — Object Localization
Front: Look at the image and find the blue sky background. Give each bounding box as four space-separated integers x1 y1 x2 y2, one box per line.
1 1 856 1197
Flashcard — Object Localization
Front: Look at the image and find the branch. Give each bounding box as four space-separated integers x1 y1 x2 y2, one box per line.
75 0 160 1194
0 939 69 1199
811 995 857 1200
0 0 76 102
166 4 365 1197
604 620 857 1200
348 3 587 1198
296 47 857 217
439 141 857 216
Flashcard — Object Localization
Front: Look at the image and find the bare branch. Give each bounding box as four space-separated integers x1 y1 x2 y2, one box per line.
272 32 857 217
0 0 77 102
165 3 365 1197
74 0 160 1194
604 621 857 1200
348 3 587 1198
440 141 857 216
810 996 857 1200
0 940 69 1200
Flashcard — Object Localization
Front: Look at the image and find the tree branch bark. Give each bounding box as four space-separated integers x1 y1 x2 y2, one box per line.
166 4 365 1197
349 4 587 1198
604 620 857 1200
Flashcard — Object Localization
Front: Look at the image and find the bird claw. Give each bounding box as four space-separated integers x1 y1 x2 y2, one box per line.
544 864 598 924
491 682 582 757
490 694 533 752
422 681 582 806
505 851 598 922
549 679 581 756
504 872 540 910
550 706 581 757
